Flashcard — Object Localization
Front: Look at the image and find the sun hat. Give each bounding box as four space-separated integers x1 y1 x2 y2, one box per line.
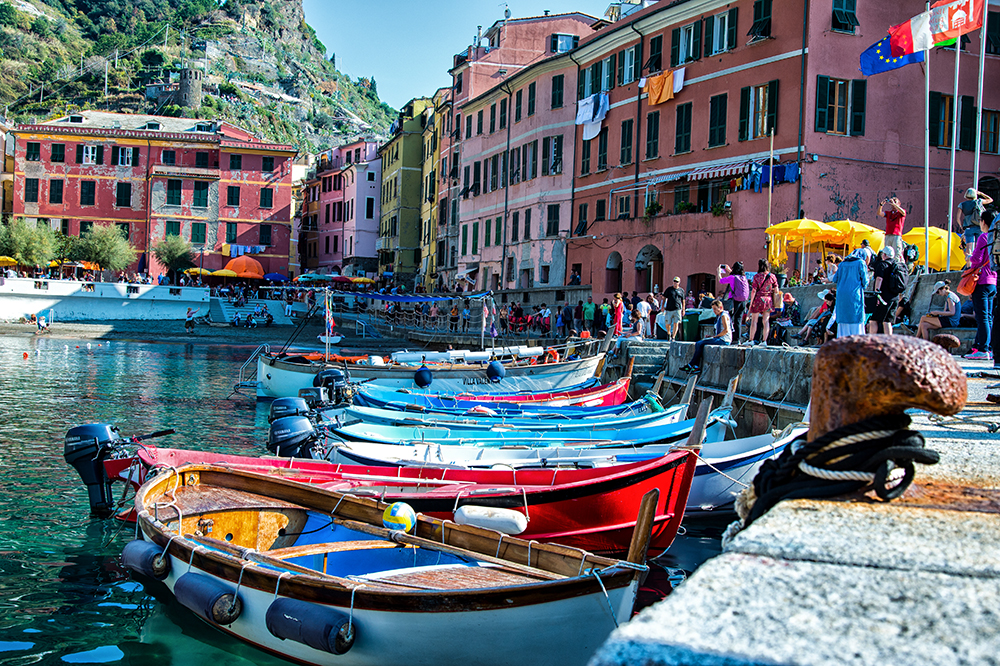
783 293 794 303
966 188 977 199
934 280 947 291
880 246 895 259
817 289 830 299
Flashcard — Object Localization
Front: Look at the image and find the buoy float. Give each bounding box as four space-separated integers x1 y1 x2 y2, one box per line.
22 352 28 359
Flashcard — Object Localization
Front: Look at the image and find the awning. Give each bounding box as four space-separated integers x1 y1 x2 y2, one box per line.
687 160 758 181
648 172 688 185
456 267 479 278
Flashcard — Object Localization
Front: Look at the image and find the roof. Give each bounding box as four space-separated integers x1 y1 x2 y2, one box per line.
41 111 218 134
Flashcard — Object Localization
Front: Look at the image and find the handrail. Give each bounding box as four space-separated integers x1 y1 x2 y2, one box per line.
235 343 269 389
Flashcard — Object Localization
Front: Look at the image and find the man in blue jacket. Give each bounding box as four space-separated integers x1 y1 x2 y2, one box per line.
833 249 869 338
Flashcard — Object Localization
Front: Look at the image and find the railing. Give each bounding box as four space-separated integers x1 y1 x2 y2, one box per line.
235 343 269 391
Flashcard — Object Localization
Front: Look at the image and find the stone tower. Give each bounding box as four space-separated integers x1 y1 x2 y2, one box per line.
178 68 203 109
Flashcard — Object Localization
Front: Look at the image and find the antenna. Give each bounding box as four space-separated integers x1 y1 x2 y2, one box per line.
504 3 511 19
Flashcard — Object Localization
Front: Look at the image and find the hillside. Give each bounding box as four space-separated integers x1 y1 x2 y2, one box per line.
0 0 394 150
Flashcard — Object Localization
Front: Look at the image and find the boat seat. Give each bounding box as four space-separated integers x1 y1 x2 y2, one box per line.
266 540 403 560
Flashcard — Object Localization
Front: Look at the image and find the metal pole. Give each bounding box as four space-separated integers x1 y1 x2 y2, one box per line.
767 128 775 230
946 41 960 271
924 2 931 276
974 18 987 188
104 60 108 98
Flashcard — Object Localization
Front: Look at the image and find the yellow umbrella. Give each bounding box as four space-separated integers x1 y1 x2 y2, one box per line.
828 220 885 252
766 218 844 242
185 267 212 275
350 276 376 284
901 227 965 271
211 269 238 277
0 256 17 266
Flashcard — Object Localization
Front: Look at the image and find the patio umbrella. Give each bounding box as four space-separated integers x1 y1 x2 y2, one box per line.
294 273 329 282
237 271 264 279
901 227 965 272
184 267 212 275
0 256 16 266
263 272 288 281
350 276 376 284
211 269 238 277
828 220 884 252
330 275 353 283
224 255 264 276
81 261 100 271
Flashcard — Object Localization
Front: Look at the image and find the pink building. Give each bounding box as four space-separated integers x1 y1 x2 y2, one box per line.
342 150 381 276
566 0 1000 299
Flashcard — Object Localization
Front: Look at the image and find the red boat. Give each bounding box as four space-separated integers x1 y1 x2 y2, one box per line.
104 444 694 554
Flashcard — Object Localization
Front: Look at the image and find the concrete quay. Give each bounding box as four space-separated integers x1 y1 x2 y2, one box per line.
591 358 1000 666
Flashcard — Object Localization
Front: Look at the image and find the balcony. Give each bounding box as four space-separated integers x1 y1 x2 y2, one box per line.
151 165 220 180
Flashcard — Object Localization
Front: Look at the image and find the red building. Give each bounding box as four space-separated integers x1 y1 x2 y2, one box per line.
13 111 296 277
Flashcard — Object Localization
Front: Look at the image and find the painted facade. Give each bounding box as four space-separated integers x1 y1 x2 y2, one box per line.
12 111 295 277
342 148 381 277
419 87 451 291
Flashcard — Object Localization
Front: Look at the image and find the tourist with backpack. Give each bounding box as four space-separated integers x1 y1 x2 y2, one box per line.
964 213 997 360
959 188 994 258
868 246 907 334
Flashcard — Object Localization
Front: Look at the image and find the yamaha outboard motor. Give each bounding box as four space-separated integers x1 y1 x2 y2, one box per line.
298 387 329 408
64 424 123 518
268 416 317 458
268 397 310 424
313 368 350 404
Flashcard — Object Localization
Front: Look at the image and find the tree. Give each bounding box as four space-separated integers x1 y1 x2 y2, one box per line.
79 224 137 273
52 231 82 265
0 217 54 266
152 234 194 282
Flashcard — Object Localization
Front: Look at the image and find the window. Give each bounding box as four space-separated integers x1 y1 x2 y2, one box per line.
551 74 564 109
462 165 471 198
550 33 579 52
196 152 209 168
260 188 273 208
617 195 632 219
490 104 496 133
675 184 690 211
546 204 560 236
227 186 240 207
60 219 69 235
116 182 131 207
529 141 538 179
466 115 473 138
511 211 520 242
191 222 206 244
705 8 738 56
490 154 499 191
24 178 38 202
983 110 1000 154
672 23 702 66
229 154 242 170
81 145 100 165
645 111 660 159
196 122 213 132
597 128 608 171
366 197 375 218
988 11 1000 55
80 181 96 206
117 147 133 166
477 109 484 135
540 265 550 283
262 156 274 172
194 181 209 208
527 82 536 116
580 138 592 174
26 142 40 161
748 0 772 40
485 217 492 247
524 208 532 240
47 144 65 163
515 90 523 122
473 161 481 194
455 71 463 93
544 135 563 174
166 220 181 237
617 45 640 85
260 224 272 246
162 150 176 165
620 119 634 165
646 35 663 73
739 80 779 140
675 103 692 153
166 179 182 206
575 203 588 235
815 77 867 136
368 171 375 182
495 216 501 245
49 179 63 204
709 94 728 147
832 0 859 33
462 224 468 255
595 199 607 222
226 222 238 243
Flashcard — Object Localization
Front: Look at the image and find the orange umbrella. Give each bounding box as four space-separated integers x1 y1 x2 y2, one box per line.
237 271 264 279
224 255 264 276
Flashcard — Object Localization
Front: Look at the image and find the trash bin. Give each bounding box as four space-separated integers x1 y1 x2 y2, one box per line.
682 312 701 342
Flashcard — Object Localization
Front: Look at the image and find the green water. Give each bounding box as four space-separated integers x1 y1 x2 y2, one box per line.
0 336 723 665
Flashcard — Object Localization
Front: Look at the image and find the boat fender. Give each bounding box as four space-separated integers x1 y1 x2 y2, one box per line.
414 366 433 388
174 572 242 625
369 355 386 366
266 597 355 655
121 539 170 580
543 348 560 364
454 505 528 535
486 360 505 382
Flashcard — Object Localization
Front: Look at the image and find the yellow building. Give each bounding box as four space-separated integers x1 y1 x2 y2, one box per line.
418 87 452 291
378 97 432 286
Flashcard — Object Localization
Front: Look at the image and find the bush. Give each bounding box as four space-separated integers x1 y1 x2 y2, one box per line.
0 3 18 27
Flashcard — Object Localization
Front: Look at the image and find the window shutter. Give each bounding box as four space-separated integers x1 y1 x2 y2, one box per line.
728 8 739 49
608 53 616 89
670 28 680 68
692 19 702 60
766 79 779 134
708 98 718 146
928 91 941 147
573 36 580 49
76 144 84 163
542 136 551 175
111 146 119 165
739 86 751 141
590 64 600 94
96 145 104 164
617 49 625 85
578 69 585 100
704 15 714 58
132 147 140 166
850 79 867 136
634 41 642 80
959 95 976 150
815 75 830 132
550 34 558 52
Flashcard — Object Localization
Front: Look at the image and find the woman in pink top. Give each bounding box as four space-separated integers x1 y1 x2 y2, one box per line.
612 292 625 336
747 259 778 346
965 214 997 360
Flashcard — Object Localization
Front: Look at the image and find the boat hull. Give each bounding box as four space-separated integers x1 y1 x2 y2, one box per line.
353 377 630 409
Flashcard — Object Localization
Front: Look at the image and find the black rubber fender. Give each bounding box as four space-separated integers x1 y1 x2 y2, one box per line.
121 540 170 580
174 572 242 625
266 597 355 654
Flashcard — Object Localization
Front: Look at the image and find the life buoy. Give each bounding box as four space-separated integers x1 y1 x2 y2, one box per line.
543 348 560 364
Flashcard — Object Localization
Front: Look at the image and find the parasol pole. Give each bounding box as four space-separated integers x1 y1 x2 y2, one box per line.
923 0 931 275
767 128 775 231
945 36 960 271
973 3 987 195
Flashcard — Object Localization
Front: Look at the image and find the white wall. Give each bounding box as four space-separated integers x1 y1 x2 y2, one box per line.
0 278 210 321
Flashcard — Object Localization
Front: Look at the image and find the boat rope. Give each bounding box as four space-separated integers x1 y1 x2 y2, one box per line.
347 585 359 635
521 488 530 522
187 547 196 573
721 414 939 548
230 561 254 613
495 534 505 559
688 451 752 489
272 571 291 602
159 533 180 561
591 570 619 629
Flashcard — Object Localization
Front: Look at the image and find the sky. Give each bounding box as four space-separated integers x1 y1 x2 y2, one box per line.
302 0 610 110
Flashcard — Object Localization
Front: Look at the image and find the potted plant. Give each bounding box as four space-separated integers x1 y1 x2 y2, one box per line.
643 201 662 222
675 201 695 214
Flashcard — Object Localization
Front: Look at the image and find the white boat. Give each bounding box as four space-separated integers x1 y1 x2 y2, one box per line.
318 335 344 344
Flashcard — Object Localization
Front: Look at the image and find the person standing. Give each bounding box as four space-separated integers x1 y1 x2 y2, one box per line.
560 301 574 337
747 260 778 345
573 300 584 334
612 293 625 336
718 262 749 343
582 295 596 334
634 294 651 336
868 246 906 335
833 249 870 338
878 196 906 259
185 307 199 335
963 214 997 359
662 277 686 341
959 188 994 257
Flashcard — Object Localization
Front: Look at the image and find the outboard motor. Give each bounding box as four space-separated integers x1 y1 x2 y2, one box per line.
268 397 310 424
314 368 350 404
298 387 328 408
268 416 317 458
64 424 123 518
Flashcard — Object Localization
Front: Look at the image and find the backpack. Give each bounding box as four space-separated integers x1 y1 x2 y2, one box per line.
986 210 1000 267
883 262 907 298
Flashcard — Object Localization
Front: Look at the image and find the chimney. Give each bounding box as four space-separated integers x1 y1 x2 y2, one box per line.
544 10 550 15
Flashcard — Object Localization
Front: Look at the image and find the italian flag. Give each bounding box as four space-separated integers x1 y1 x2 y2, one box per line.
889 0 983 56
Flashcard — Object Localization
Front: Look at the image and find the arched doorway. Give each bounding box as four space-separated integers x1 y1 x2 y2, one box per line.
979 176 1000 205
634 244 663 294
605 251 623 294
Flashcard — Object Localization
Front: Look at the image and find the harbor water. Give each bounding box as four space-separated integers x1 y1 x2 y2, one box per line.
0 335 723 665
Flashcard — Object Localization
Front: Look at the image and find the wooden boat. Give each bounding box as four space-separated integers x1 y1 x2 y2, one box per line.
105 446 696 554
123 464 656 666
353 377 631 409
346 393 659 420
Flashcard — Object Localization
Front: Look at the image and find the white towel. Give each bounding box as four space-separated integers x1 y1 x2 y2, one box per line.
582 121 602 141
673 67 686 94
575 95 596 125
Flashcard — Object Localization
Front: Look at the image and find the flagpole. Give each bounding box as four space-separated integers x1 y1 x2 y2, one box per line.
974 6 987 188
924 0 931 276
946 39 961 271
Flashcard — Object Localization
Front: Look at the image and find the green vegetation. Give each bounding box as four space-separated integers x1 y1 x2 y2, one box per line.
0 218 54 266
152 234 194 281
79 223 137 272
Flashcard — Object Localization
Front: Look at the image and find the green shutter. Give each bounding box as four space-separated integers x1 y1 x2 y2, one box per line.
495 217 501 245
590 64 600 94
132 147 140 166
739 86 750 141
95 145 104 164
111 146 119 165
692 20 702 60
815 75 830 132
850 79 867 136
728 8 739 49
617 49 625 85
959 94 976 150
634 41 642 80
766 79 779 134
704 15 714 58
929 91 941 147
76 144 84 163
542 136 551 175
608 53 616 89
485 218 491 247
670 28 680 68
578 68 585 100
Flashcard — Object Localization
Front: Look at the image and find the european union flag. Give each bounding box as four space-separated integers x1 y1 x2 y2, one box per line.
859 35 924 76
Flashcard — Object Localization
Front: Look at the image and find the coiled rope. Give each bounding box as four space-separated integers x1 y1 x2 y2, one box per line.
722 413 939 547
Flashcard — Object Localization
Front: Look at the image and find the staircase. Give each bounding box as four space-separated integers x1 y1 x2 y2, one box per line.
212 297 295 326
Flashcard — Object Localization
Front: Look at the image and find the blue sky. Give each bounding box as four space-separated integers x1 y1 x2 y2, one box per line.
302 0 608 110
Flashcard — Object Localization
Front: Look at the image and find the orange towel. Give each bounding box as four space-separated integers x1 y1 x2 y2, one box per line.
646 71 674 105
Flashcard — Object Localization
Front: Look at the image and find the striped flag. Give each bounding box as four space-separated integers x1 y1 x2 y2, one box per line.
889 0 983 56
